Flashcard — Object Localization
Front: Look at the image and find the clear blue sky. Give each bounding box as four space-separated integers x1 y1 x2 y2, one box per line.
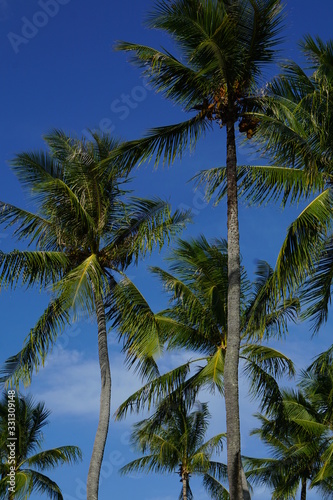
1 1 333 499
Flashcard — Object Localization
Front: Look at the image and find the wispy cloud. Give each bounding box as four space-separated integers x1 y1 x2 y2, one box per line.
30 348 145 419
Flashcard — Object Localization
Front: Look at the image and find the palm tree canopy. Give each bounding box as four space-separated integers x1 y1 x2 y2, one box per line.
113 235 297 419
194 36 333 331
112 0 285 167
0 130 190 387
120 397 229 499
0 393 82 499
244 350 333 498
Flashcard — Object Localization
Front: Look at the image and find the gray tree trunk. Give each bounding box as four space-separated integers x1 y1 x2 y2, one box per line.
86 295 111 500
224 120 250 500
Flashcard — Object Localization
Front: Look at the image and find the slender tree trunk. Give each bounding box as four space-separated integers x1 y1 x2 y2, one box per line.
87 295 111 500
300 478 307 500
224 120 250 500
182 472 189 500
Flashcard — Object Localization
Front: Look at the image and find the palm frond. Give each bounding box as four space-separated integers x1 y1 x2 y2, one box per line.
119 453 174 475
302 236 333 332
244 260 300 341
195 434 226 458
16 469 63 500
109 276 164 379
0 250 68 290
115 360 194 420
109 115 210 170
114 42 208 110
193 164 327 207
196 348 225 395
108 198 190 265
21 446 82 470
0 201 56 249
54 254 108 315
0 297 70 387
202 461 230 500
275 188 333 291
242 351 288 414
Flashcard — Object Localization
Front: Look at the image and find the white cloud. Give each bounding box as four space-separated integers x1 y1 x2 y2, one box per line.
147 497 174 500
30 347 147 420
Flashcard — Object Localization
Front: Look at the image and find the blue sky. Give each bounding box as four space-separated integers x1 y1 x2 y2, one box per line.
1 1 333 498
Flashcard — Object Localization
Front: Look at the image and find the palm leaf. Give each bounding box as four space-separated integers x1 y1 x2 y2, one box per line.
108 198 190 264
109 115 210 170
0 250 68 290
275 188 333 291
302 236 333 332
115 360 194 420
202 460 230 500
0 201 56 248
0 297 70 387
55 254 108 315
21 446 82 470
114 42 208 110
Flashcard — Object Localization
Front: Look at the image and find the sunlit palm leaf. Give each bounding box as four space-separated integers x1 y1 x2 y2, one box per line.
0 297 70 387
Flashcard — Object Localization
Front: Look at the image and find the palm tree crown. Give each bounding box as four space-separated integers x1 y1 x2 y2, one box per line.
114 0 284 166
245 349 333 499
196 36 333 331
0 130 188 499
121 398 229 500
0 393 82 500
114 235 296 420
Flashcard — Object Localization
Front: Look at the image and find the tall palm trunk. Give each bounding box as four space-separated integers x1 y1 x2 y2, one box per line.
87 295 111 500
224 120 249 500
300 478 307 500
182 471 189 500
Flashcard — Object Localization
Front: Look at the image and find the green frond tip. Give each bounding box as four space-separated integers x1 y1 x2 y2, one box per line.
0 297 70 388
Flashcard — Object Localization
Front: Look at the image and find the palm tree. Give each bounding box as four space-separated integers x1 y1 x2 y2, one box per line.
114 2 285 495
195 36 333 332
244 396 331 499
113 235 296 500
244 350 333 499
114 236 296 418
0 392 82 499
0 131 188 499
120 397 230 499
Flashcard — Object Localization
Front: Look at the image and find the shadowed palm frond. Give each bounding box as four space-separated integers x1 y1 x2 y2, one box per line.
244 260 300 341
241 349 290 415
0 250 68 290
22 446 83 470
0 202 56 249
202 460 230 499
